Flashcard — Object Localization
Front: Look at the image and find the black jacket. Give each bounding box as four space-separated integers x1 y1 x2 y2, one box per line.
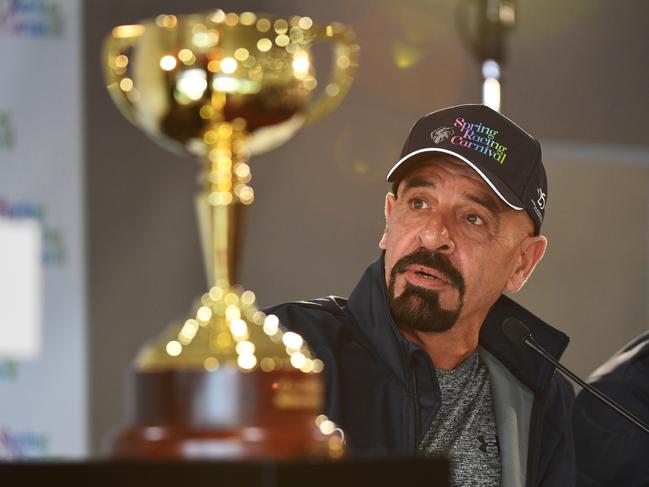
267 255 576 487
573 332 649 487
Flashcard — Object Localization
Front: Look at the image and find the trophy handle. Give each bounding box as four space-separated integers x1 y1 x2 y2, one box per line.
102 25 145 125
304 23 359 124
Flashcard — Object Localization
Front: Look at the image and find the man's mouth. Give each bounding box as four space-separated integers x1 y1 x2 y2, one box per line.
390 248 466 296
415 270 438 280
407 265 450 287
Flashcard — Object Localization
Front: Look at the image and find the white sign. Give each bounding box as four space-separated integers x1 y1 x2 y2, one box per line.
0 217 42 359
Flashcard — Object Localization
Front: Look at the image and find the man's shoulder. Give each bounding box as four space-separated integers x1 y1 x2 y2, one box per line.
265 295 348 319
264 296 374 361
264 296 352 337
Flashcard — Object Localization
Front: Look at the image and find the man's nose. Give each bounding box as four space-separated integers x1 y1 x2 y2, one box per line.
417 213 455 254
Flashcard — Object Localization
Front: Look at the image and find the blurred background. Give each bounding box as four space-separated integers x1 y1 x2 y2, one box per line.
1 0 648 458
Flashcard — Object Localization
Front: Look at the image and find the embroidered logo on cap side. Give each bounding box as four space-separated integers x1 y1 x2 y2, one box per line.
536 187 546 210
530 197 543 221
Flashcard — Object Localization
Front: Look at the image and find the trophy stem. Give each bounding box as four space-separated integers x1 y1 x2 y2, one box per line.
196 121 253 289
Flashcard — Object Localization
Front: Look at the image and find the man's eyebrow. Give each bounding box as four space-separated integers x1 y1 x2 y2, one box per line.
464 192 503 215
399 177 505 215
400 177 435 193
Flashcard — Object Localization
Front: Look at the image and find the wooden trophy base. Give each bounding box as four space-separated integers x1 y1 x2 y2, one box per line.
112 366 341 459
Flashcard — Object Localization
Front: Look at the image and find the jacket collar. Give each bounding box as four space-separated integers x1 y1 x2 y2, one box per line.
346 254 570 394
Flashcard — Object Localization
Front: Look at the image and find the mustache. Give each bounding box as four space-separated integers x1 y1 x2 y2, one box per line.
392 248 465 293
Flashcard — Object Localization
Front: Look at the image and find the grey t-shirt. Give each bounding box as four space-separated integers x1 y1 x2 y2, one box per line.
418 352 501 487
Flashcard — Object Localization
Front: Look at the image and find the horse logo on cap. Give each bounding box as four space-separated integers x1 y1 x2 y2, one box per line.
431 127 454 144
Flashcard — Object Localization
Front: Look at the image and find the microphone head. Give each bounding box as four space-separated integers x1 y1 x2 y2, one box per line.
502 317 533 347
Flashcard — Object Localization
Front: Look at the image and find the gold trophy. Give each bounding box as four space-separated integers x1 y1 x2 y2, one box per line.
102 10 358 459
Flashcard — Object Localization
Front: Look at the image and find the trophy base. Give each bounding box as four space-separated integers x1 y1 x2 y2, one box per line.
112 366 341 459
113 424 333 459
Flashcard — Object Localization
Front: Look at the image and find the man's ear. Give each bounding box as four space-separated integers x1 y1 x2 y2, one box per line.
378 192 396 250
506 235 548 293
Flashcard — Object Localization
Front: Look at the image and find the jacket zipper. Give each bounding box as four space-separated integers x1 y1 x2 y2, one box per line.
411 367 421 451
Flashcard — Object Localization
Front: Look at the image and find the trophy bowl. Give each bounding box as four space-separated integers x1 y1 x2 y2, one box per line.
102 10 358 459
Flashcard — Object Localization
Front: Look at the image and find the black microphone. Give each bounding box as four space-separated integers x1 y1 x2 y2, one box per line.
502 317 649 435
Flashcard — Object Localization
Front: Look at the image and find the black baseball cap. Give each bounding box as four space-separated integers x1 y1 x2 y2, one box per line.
387 104 547 235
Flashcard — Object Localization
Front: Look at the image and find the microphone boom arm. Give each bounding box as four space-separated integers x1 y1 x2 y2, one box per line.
524 336 649 434
502 317 649 435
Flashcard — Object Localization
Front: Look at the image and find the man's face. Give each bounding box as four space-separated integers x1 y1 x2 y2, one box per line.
379 156 544 333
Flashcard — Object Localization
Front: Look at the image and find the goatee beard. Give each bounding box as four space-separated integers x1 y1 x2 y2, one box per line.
388 248 465 333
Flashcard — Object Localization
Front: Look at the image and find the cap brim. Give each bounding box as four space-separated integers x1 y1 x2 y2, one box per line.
386 148 525 211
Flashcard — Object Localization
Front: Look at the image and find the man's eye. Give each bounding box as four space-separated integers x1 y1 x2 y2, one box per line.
467 214 485 226
408 198 428 210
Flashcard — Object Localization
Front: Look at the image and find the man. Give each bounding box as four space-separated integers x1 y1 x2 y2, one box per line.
267 105 575 486
573 332 649 486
